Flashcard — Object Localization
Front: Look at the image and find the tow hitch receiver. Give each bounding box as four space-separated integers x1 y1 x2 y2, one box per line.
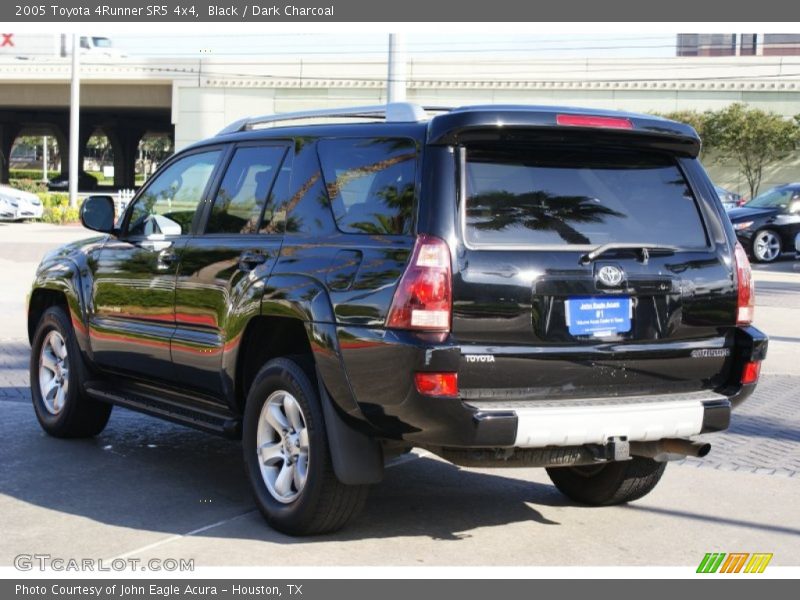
600 436 631 462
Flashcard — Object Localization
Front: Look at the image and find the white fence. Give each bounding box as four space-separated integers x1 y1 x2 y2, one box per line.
115 188 135 220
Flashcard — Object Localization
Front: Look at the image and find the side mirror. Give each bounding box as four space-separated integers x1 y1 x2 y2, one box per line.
80 195 116 233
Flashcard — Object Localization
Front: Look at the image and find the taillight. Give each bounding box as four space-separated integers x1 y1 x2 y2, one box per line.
741 361 761 385
414 372 458 397
734 242 755 325
386 234 452 332
556 114 633 129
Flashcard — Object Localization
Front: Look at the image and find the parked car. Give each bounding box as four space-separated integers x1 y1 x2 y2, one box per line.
26 104 767 535
47 172 98 192
727 183 800 263
0 184 43 220
714 185 742 210
714 185 742 211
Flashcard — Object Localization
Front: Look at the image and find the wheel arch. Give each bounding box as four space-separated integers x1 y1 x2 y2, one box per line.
28 260 89 352
232 274 383 485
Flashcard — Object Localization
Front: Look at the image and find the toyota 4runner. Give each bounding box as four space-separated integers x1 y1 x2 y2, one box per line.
27 103 768 535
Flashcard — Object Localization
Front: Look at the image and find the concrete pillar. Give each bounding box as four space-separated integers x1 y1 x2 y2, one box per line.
0 123 22 184
50 123 69 177
77 124 94 183
107 126 144 190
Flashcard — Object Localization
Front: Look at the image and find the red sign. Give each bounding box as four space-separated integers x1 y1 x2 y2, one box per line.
0 34 14 48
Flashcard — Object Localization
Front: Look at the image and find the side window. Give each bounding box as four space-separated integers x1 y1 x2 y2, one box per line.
318 138 417 235
206 145 287 235
126 150 220 237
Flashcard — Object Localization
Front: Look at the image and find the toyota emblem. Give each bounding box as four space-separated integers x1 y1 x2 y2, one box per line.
596 265 625 287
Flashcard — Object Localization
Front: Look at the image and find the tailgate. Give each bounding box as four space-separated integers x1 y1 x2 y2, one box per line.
452 141 736 401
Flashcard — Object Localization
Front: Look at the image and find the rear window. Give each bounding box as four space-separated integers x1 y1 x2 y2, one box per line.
463 146 708 248
318 137 417 235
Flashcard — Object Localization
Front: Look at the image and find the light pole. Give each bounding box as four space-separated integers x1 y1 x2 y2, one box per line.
42 136 48 183
69 34 80 207
387 34 407 103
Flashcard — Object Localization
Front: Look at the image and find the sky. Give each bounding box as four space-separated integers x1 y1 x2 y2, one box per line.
108 33 679 59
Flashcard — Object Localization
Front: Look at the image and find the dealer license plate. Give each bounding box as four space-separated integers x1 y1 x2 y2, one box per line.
565 296 632 337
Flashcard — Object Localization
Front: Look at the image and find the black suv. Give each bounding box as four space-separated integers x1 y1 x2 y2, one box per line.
27 104 767 535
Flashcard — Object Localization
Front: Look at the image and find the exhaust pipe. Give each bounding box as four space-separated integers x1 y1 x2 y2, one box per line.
631 438 711 462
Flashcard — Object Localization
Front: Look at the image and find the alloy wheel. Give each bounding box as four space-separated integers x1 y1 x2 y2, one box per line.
256 390 310 504
39 330 69 415
754 230 781 262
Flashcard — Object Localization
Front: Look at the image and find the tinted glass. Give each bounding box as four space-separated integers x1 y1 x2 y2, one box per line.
746 187 799 209
318 138 417 235
127 151 220 237
207 146 286 234
464 146 708 248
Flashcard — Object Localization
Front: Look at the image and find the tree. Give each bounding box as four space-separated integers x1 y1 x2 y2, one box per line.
138 135 173 178
707 103 800 199
86 135 113 166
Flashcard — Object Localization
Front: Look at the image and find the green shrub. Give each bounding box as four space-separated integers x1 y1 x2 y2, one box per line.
64 206 80 223
41 205 64 224
9 178 48 194
39 194 81 224
9 168 44 180
36 192 70 209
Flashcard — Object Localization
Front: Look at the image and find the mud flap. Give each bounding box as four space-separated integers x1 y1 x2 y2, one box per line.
317 374 384 485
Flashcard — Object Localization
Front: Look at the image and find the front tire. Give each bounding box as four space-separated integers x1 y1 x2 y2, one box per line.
751 229 782 263
546 457 666 506
29 306 112 438
242 358 368 535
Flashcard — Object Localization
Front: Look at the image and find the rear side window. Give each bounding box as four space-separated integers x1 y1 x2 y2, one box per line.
463 146 708 248
207 145 287 234
318 138 417 235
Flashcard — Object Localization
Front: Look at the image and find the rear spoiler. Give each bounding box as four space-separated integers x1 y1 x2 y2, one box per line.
426 106 701 157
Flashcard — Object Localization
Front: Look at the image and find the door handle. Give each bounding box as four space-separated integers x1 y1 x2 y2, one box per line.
158 249 178 265
139 238 173 252
239 250 267 271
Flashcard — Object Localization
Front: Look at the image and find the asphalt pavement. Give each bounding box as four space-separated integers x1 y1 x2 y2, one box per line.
0 222 798 567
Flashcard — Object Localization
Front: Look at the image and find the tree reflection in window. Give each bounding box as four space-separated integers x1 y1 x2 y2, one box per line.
464 146 708 248
127 151 220 236
318 138 417 235
467 190 624 245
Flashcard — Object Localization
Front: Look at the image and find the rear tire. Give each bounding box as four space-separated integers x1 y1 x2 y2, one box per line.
546 457 666 506
29 306 112 438
242 357 368 535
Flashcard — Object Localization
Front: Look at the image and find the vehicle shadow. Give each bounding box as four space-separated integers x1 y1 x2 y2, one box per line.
0 401 567 549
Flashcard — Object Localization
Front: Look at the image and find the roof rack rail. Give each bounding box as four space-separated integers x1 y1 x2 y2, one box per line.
218 102 429 135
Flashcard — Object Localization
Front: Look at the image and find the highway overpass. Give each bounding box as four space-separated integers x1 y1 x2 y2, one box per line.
1 54 799 189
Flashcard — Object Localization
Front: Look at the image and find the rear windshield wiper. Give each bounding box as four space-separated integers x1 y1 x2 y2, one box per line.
579 243 678 265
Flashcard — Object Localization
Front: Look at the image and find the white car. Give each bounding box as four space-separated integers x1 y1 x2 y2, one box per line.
0 185 44 221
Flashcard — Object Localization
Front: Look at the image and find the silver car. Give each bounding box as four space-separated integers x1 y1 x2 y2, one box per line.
0 185 44 221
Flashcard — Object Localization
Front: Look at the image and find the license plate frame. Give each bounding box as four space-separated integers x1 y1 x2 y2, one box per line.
564 296 632 337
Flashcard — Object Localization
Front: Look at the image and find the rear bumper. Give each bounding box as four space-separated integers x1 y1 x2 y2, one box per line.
469 392 729 448
336 325 767 449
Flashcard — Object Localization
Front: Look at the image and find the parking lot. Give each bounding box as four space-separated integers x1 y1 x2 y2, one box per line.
1 222 798 567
